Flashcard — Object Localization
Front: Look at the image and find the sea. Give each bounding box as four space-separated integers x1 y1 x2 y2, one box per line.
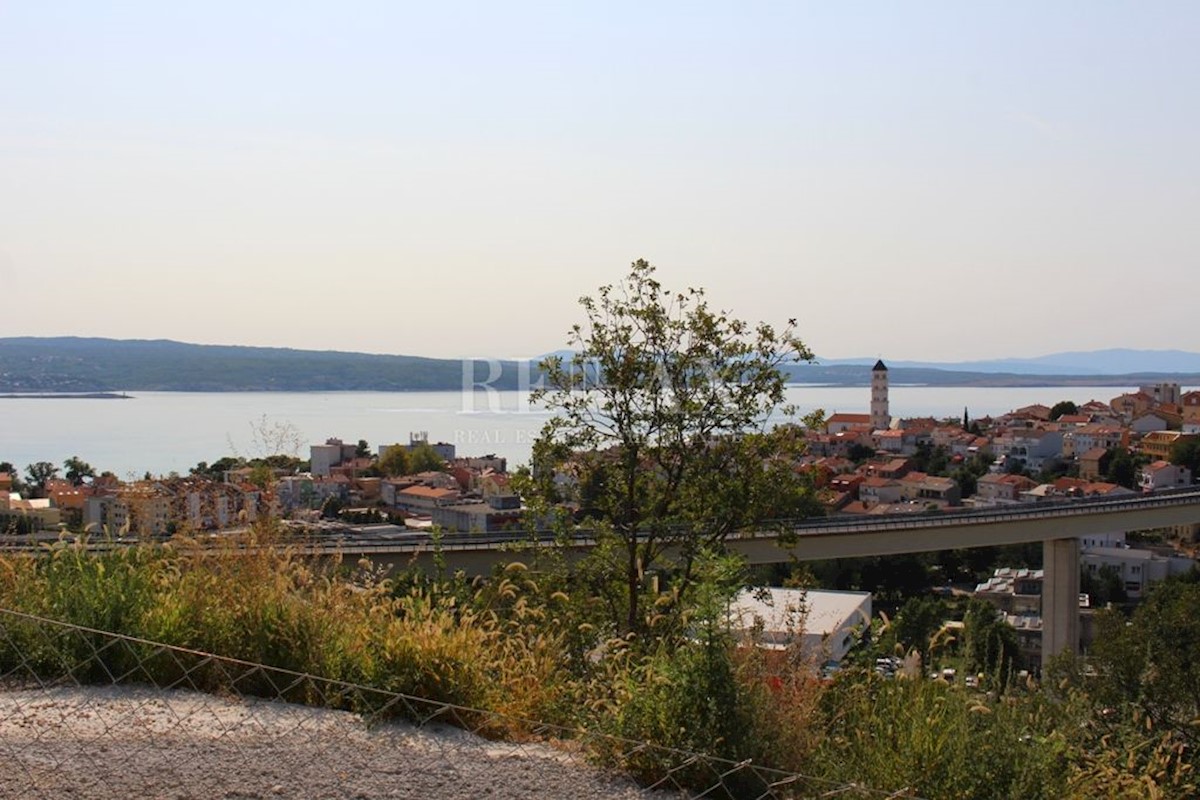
0 385 1184 480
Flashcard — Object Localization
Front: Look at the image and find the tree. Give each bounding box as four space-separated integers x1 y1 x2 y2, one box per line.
962 599 1018 686
1169 437 1200 475
531 259 821 633
377 445 412 477
409 442 446 473
0 462 21 493
63 456 96 485
847 443 875 463
1088 578 1200 747
891 596 948 665
1081 564 1126 606
355 439 371 458
1102 447 1138 489
24 461 59 496
1049 400 1079 421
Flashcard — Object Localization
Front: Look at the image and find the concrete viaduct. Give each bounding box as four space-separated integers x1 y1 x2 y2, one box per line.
323 487 1200 669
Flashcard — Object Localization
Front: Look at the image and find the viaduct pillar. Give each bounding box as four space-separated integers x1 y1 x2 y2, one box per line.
1041 537 1080 670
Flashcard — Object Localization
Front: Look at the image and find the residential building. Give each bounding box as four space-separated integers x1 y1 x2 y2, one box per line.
1063 424 1128 458
975 473 1037 505
393 485 460 513
1139 460 1193 491
311 438 359 477
1080 530 1126 549
973 568 1094 671
861 457 912 480
1131 408 1182 434
431 496 524 533
825 413 872 434
1077 447 1108 481
991 428 1063 472
1 494 62 531
1141 382 1182 407
1014 404 1052 421
728 587 872 665
1081 546 1194 599
898 472 961 505
84 486 172 537
974 568 1044 616
858 477 903 506
1182 391 1200 434
1111 391 1156 420
1140 431 1197 462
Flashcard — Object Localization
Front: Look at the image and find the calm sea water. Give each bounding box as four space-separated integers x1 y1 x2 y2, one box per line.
0 385 1177 479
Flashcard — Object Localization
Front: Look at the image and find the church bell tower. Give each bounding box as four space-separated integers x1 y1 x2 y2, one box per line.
870 359 890 430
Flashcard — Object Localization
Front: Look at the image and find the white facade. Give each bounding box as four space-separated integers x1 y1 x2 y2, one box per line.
1141 382 1182 406
1139 461 1193 491
310 444 342 477
729 587 872 665
1081 546 1194 599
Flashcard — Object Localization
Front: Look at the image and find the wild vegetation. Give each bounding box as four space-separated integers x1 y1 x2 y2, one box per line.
4 263 1199 798
3 532 1199 798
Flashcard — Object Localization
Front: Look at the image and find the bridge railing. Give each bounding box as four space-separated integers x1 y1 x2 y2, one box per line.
5 487 1199 555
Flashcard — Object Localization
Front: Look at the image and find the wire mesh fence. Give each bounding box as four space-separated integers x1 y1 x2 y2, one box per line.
0 608 913 799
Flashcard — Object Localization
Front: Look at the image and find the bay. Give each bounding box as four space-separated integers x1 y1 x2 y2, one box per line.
0 385 1184 479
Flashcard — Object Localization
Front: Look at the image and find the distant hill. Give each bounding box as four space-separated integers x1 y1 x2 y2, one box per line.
818 349 1200 376
0 337 527 392
1 338 1197 392
781 362 1200 388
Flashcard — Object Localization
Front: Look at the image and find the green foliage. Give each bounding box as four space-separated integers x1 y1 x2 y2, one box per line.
1101 447 1141 489
377 445 412 477
1087 579 1200 749
0 461 23 494
1049 400 1079 421
531 259 818 633
911 443 950 476
813 674 1070 799
847 443 876 463
5 536 1200 796
191 456 245 479
962 599 1018 687
62 455 96 485
1080 564 1127 606
889 596 949 664
1169 436 1200 474
408 442 446 473
0 532 574 728
24 460 59 493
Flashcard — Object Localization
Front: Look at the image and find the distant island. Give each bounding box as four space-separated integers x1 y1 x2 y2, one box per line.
0 392 131 400
1 337 1198 393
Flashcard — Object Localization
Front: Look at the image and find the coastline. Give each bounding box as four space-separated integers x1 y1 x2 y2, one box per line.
0 392 132 400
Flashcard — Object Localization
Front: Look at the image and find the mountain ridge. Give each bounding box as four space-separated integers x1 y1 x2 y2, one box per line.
818 348 1200 376
1 337 1197 392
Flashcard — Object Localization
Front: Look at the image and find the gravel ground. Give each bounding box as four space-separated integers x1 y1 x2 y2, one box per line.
0 686 673 800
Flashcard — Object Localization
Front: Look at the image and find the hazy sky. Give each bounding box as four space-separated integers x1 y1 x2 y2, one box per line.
2 2 1197 362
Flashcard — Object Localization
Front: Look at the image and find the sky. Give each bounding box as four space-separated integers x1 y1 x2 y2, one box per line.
2 2 1197 362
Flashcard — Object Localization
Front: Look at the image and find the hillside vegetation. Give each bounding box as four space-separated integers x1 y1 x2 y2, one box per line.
1 530 1198 799
4 337 1199 392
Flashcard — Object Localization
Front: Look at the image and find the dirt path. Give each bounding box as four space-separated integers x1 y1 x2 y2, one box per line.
0 686 668 799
